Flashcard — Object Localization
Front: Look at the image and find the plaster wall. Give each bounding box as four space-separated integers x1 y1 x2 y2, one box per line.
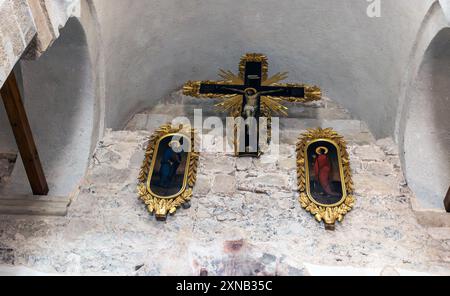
92 0 437 139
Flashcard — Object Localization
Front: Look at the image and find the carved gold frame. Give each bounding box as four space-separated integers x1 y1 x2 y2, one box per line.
138 124 199 221
296 128 355 230
239 53 269 81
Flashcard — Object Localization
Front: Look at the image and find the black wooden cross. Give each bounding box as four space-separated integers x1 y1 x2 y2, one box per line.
184 53 321 157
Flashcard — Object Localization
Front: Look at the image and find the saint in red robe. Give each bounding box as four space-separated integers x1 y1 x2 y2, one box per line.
314 153 335 195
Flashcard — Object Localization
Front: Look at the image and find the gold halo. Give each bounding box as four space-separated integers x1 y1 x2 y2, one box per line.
244 87 258 94
316 146 329 155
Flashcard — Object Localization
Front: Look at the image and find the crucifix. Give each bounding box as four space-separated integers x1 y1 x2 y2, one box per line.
183 53 321 157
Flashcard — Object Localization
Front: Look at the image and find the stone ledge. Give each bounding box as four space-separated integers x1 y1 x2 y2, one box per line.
0 195 70 216
411 196 450 228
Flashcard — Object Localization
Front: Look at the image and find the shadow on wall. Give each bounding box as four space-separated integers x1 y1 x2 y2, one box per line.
404 28 450 210
0 17 96 196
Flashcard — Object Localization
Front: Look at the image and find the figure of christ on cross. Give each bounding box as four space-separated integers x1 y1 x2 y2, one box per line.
220 86 284 154
183 53 322 157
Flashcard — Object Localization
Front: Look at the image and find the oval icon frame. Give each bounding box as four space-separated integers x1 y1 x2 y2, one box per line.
297 128 355 230
138 124 199 221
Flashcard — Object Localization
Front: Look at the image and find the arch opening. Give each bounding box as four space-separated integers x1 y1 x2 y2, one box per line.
0 17 96 196
403 28 450 210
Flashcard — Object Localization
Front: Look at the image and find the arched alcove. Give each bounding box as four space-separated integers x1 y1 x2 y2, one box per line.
0 17 96 196
92 0 433 138
403 28 450 209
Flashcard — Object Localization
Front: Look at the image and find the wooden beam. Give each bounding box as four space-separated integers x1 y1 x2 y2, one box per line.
445 186 450 213
0 71 49 195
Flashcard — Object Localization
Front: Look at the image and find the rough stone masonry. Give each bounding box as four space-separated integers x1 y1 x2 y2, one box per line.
0 93 448 276
0 0 79 87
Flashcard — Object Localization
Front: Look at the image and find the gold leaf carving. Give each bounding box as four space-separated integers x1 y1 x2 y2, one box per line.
182 53 323 156
218 69 244 84
296 128 355 229
262 72 289 86
239 53 269 81
137 124 199 221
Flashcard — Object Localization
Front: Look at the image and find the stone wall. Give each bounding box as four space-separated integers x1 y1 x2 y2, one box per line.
0 0 80 88
1 0 449 208
0 0 35 86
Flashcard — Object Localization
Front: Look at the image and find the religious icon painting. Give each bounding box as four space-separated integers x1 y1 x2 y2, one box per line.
296 128 355 230
138 124 199 221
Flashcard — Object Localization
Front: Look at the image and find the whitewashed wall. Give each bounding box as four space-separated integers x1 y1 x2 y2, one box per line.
92 0 447 140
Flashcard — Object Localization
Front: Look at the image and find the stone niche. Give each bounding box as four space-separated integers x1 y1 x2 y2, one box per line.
403 28 450 210
0 17 96 196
